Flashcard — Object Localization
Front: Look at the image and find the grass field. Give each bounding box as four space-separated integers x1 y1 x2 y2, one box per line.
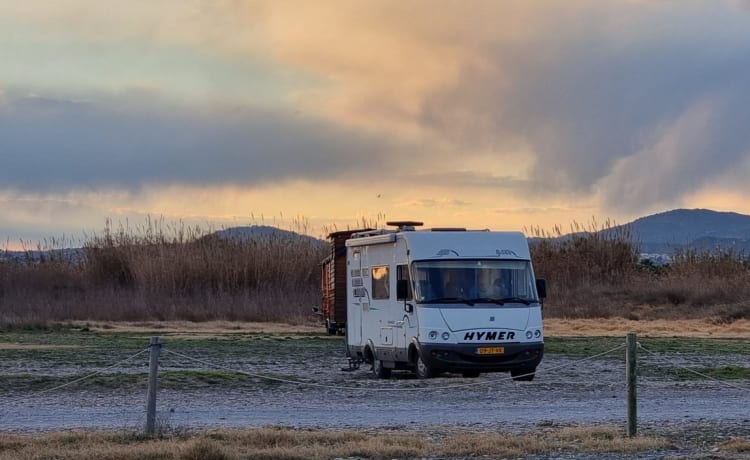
1 319 747 392
0 426 676 460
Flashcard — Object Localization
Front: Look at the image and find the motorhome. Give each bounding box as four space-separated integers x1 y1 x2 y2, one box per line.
321 221 546 380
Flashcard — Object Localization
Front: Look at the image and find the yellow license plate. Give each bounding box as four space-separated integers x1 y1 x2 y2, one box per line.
476 346 505 355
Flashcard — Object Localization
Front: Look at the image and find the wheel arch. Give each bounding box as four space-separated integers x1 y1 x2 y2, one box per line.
363 339 376 364
408 338 420 364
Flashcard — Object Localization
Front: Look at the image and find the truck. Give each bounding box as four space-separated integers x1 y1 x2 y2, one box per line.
321 221 546 380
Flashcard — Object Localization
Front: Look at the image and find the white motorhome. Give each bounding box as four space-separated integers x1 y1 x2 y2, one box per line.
331 221 545 380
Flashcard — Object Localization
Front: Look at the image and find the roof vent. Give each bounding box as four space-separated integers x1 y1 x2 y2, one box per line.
386 220 424 232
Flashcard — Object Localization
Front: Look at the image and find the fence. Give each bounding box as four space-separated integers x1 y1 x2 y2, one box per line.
3 333 748 437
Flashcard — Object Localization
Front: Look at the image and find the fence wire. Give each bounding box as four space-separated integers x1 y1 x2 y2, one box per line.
637 342 750 393
4 336 748 422
4 347 151 405
162 343 627 392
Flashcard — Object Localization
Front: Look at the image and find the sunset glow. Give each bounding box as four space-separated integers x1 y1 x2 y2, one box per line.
3 1 750 246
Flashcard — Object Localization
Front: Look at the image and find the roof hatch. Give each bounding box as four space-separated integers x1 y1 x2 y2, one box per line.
386 221 424 231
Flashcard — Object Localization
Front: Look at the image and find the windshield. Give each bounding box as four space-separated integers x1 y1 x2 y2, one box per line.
412 259 538 305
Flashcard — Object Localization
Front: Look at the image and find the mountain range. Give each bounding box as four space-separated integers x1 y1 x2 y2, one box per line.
611 208 750 253
3 209 750 261
213 212 750 254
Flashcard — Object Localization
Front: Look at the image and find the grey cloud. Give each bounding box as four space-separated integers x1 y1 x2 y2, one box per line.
419 2 750 210
599 90 750 213
0 91 412 192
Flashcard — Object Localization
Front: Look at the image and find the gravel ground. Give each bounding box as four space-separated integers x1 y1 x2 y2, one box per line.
1 337 748 458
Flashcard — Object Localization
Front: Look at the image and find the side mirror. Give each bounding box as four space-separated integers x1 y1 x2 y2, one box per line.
404 303 414 314
536 279 547 300
396 279 411 301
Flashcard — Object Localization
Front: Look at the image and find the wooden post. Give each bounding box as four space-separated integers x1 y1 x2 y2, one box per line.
626 333 637 437
146 336 161 436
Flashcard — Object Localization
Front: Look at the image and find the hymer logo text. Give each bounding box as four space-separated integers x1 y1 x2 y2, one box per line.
463 331 515 341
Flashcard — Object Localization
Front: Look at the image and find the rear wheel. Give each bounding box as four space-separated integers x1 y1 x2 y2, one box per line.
372 358 392 379
415 354 435 379
461 371 481 378
511 367 535 381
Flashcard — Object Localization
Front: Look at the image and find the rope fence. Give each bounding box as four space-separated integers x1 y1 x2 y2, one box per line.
637 342 750 392
4 348 150 405
2 334 748 436
163 343 627 392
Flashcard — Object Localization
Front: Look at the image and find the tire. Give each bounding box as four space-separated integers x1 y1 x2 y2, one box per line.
461 371 481 378
511 367 535 382
372 358 392 379
415 354 435 379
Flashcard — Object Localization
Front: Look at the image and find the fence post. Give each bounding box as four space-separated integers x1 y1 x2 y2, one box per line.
146 336 161 436
626 332 637 437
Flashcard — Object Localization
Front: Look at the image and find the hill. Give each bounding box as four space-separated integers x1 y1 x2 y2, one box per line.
619 209 750 253
213 225 325 247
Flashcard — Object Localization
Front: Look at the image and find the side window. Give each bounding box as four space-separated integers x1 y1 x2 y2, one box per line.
371 265 390 300
397 264 412 300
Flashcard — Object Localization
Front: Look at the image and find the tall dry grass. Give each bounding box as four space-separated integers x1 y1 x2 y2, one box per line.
0 218 327 326
2 217 750 326
529 220 750 320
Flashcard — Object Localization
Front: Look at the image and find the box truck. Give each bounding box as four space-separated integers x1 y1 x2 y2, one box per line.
321 221 546 380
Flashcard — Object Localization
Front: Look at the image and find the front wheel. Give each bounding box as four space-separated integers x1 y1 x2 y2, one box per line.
372 358 391 379
511 367 536 381
415 354 435 379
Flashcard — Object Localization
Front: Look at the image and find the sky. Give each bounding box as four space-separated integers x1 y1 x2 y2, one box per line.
3 0 750 248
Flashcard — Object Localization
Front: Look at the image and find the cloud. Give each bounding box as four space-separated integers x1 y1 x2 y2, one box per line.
195 0 750 213
3 0 750 218
394 198 472 209
600 92 750 213
0 90 433 191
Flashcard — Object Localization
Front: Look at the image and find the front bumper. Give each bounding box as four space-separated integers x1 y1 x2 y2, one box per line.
416 341 544 372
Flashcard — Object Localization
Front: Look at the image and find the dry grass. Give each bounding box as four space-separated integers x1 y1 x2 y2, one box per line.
442 426 667 457
0 218 327 326
3 217 750 327
0 425 670 460
66 320 323 335
719 438 750 452
36 318 750 339
529 220 750 321
545 318 750 338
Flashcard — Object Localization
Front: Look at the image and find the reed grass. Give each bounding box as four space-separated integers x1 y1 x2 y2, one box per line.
1 217 749 326
528 220 750 321
0 218 327 326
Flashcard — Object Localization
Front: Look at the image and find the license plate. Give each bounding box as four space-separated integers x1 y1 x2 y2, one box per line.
476 346 505 355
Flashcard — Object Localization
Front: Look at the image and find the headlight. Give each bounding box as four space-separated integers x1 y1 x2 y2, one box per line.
525 330 533 340
428 330 438 340
441 332 450 341
534 329 542 338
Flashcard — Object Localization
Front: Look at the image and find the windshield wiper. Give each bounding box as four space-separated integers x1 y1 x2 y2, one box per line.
497 296 532 305
425 297 475 306
467 297 506 305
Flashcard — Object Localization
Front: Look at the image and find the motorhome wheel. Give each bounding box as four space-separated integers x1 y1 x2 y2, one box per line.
415 354 435 379
372 358 391 379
